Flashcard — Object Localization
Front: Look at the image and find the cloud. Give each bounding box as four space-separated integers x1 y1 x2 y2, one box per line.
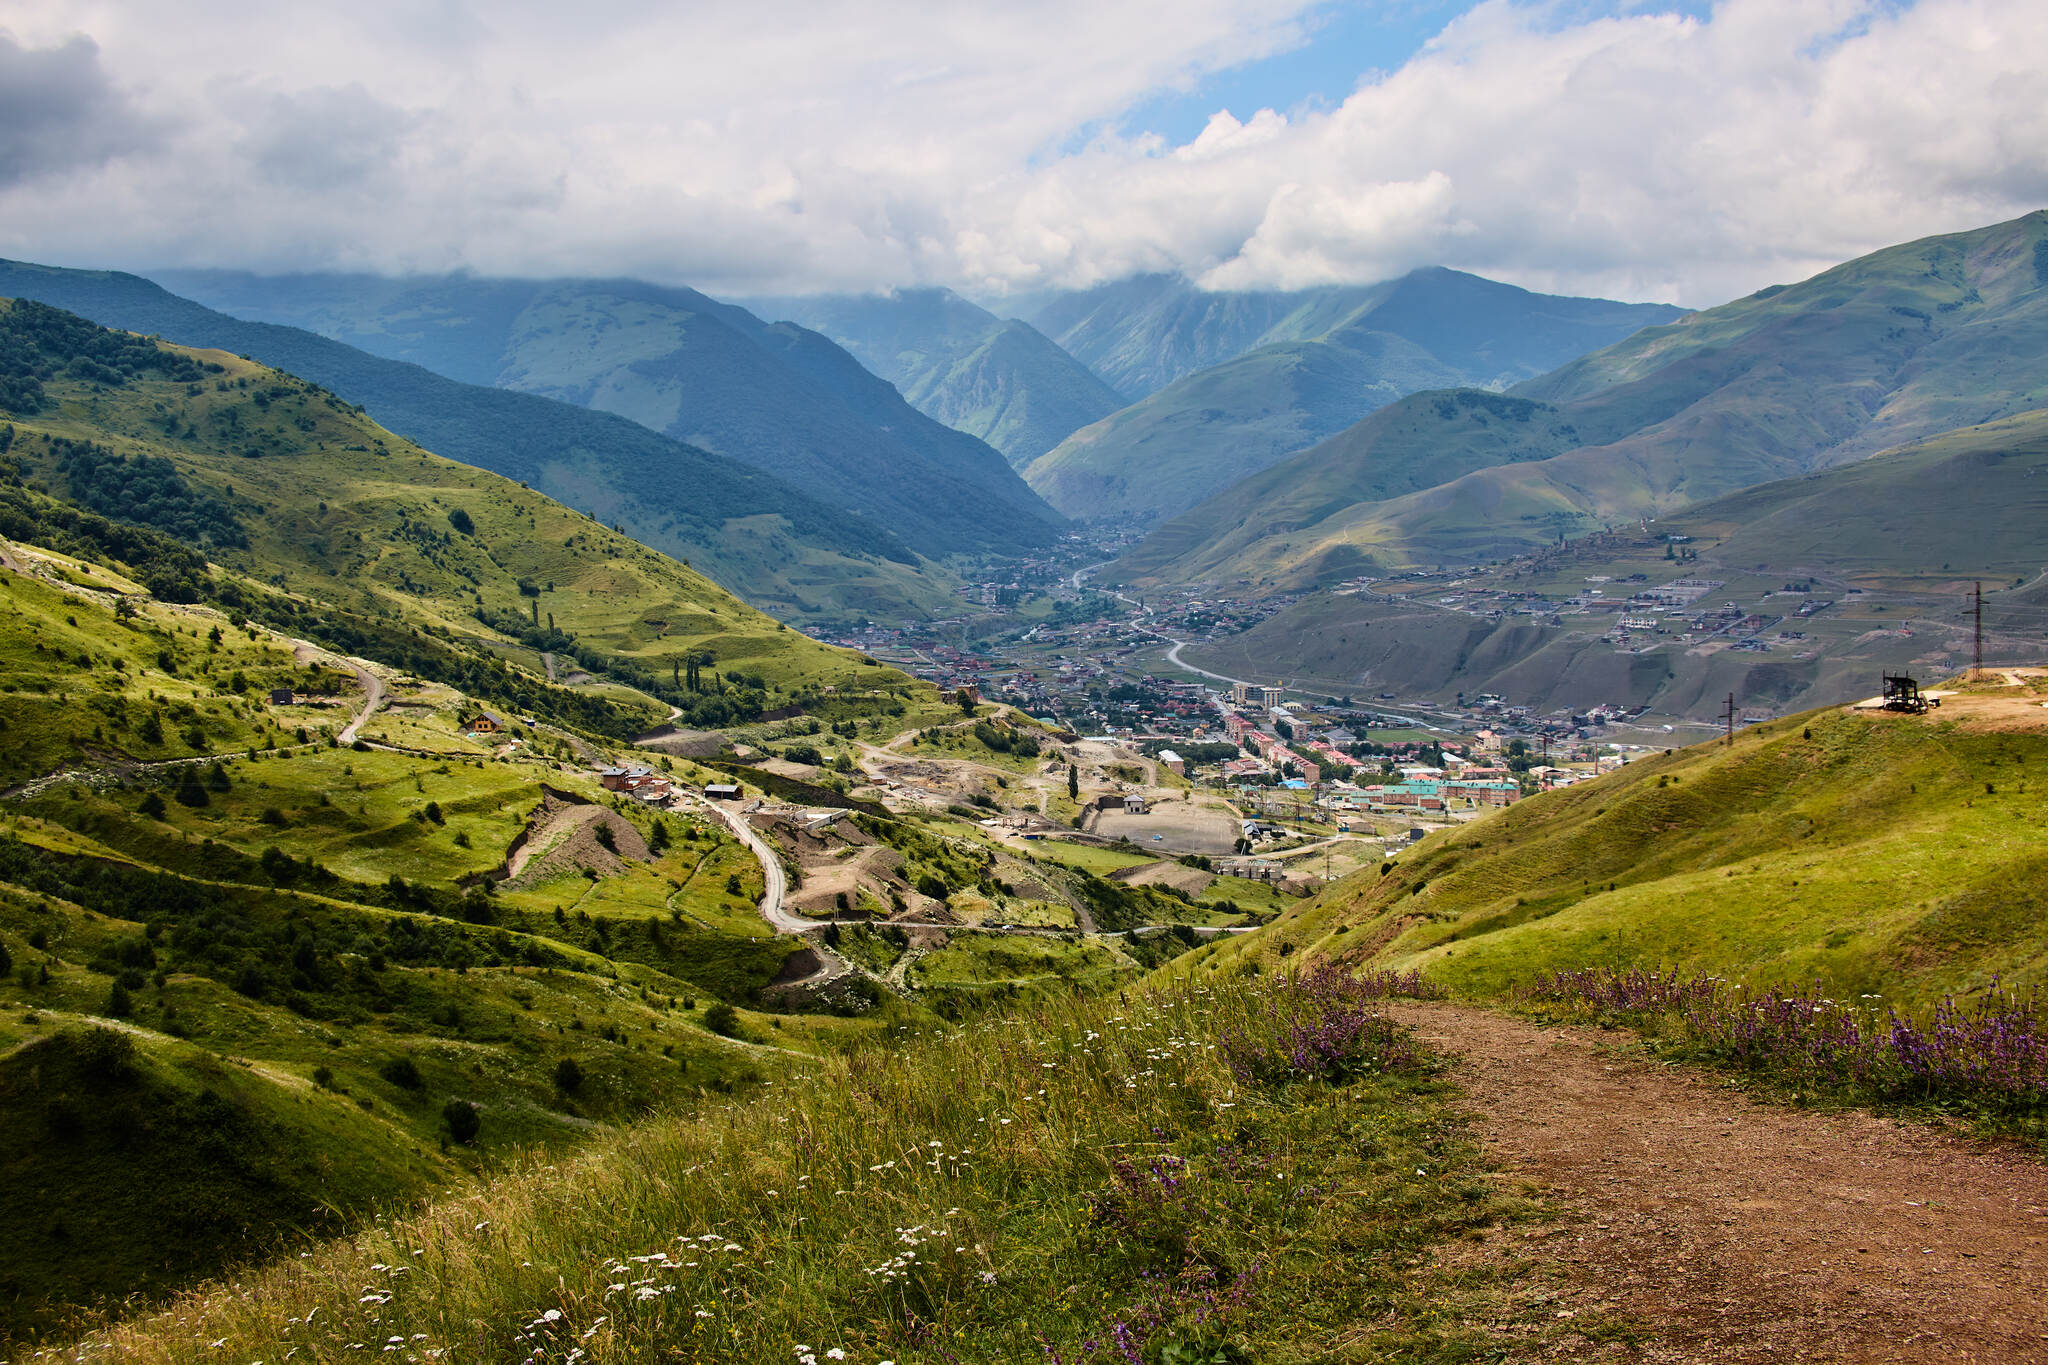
0 1 2044 305
0 33 158 186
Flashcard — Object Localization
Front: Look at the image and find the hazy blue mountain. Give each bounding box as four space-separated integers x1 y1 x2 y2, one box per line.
741 288 1125 465
154 271 1066 557
0 260 964 621
1018 268 1684 521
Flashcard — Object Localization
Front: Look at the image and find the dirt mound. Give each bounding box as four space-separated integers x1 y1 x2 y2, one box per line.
500 789 650 887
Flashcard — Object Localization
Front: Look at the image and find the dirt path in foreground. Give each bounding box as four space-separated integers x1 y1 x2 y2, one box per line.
1390 1002 2048 1363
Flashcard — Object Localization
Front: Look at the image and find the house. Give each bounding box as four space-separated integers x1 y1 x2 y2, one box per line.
1156 749 1185 776
467 710 505 735
704 783 742 800
268 687 296 706
1124 795 1148 814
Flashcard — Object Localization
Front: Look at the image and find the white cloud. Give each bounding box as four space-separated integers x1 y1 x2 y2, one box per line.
0 0 2044 305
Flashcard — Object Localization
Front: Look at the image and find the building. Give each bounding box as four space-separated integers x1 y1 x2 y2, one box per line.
1259 685 1284 707
268 688 295 706
1157 748 1185 776
466 710 505 734
704 783 742 800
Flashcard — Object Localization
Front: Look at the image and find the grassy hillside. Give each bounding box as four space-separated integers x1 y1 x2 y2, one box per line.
1115 211 2048 585
1023 269 1681 523
0 260 954 625
0 297 927 736
53 971 1582 1365
146 269 1066 562
743 287 1126 464
1188 691 2048 1013
0 298 997 1339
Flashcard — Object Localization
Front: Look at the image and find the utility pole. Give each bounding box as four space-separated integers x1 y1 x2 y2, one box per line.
1974 580 1984 678
1723 692 1736 748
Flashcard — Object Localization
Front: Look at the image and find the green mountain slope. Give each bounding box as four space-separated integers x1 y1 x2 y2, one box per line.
0 299 979 1338
1022 268 1681 522
742 287 1126 464
1197 697 2048 1013
1159 408 2048 721
1119 211 2048 585
0 261 954 624
152 270 1066 558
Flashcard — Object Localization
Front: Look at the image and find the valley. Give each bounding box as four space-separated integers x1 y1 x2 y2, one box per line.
6 203 2048 1365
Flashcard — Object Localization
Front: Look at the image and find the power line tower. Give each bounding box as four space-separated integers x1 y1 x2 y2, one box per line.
1974 580 1984 678
1722 692 1736 748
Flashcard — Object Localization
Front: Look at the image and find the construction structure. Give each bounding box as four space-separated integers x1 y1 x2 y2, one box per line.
1880 672 1935 714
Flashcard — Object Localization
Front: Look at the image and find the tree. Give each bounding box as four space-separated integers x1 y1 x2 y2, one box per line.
553 1057 584 1093
104 979 134 1017
204 761 231 793
138 791 167 820
137 710 164 745
442 1098 481 1144
703 1002 741 1038
1068 763 1080 800
447 507 475 535
174 770 210 807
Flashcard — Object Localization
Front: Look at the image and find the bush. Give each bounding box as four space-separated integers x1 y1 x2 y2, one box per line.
703 1002 741 1038
138 791 167 820
174 771 210 807
554 1057 584 1092
379 1056 425 1091
442 1098 481 1144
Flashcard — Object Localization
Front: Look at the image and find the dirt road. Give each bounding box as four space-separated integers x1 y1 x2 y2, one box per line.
697 799 804 932
1392 1002 2048 1362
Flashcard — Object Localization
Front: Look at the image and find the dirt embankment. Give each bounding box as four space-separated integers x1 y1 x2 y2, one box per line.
496 786 651 887
1394 1001 2048 1363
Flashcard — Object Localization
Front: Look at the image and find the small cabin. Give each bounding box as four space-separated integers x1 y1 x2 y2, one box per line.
268 688 295 706
467 710 506 734
704 783 742 801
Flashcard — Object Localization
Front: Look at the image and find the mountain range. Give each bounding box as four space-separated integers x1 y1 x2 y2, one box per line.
1016 268 1683 523
0 261 968 622
1113 211 2048 590
152 270 1066 557
737 287 1127 465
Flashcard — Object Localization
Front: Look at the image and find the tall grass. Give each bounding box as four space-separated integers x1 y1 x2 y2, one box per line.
37 970 1507 1365
1525 968 2048 1120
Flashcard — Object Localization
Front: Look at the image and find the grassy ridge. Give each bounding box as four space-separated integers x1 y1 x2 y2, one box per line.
1184 699 2048 1012
63 973 1560 1365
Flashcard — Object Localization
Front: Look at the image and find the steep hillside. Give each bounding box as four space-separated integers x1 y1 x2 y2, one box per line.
0 261 951 624
1022 269 1680 522
150 270 1066 558
1116 211 2048 584
1149 403 2048 722
743 288 1125 464
1198 692 2048 1011
0 299 913 734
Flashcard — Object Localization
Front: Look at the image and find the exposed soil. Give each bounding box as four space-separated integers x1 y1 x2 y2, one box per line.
1391 1001 2048 1363
499 788 649 886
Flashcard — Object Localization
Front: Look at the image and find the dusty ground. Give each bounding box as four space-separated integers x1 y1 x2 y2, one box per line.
1391 1002 2048 1362
1093 802 1239 854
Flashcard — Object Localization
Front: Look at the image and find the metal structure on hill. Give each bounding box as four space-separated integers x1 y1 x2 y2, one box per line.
1881 673 1934 714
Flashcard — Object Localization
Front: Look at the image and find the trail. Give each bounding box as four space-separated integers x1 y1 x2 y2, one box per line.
1392 1001 2048 1363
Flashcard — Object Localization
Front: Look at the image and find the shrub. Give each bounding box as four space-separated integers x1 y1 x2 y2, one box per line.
442 1098 481 1144
138 791 166 820
379 1056 425 1091
704 1002 741 1038
554 1057 584 1092
174 771 210 807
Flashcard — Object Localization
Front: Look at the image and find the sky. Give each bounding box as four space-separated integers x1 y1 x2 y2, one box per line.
0 0 2044 307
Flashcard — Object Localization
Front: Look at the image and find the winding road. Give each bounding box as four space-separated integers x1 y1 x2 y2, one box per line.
697 799 804 932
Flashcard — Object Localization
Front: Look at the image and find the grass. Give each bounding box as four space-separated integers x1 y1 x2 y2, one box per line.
1201 703 2048 1013
60 971 1563 1365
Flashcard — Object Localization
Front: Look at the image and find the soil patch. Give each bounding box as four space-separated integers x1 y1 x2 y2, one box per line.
1392 1001 2048 1362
